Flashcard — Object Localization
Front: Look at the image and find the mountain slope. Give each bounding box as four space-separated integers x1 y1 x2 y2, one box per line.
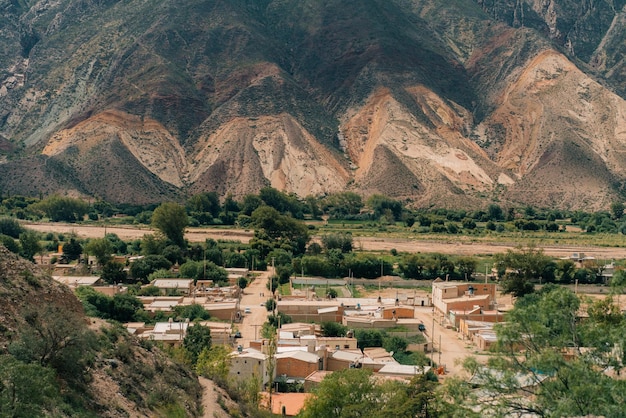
1 0 626 209
0 245 202 416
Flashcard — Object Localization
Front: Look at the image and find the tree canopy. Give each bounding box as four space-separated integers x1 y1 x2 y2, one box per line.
463 285 626 417
151 202 188 248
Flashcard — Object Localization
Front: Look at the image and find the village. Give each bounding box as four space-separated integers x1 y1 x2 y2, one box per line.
47 251 528 416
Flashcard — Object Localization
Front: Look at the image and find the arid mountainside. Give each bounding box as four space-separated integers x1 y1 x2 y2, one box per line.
1 0 626 209
0 245 203 416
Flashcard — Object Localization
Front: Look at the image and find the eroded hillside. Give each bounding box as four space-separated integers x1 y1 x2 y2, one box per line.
1 0 626 209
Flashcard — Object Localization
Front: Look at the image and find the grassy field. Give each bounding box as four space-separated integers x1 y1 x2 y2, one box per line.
311 219 626 249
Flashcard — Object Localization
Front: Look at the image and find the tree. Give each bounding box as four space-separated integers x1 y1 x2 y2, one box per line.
321 233 353 253
463 285 626 417
237 276 248 290
129 255 172 282
355 329 384 350
321 322 347 337
494 245 554 298
611 201 625 220
457 256 477 280
31 195 88 222
19 230 41 262
8 304 98 384
0 234 19 254
196 345 231 386
0 355 61 417
250 206 309 256
265 298 277 312
321 191 364 218
151 202 188 247
100 261 127 284
0 217 23 238
300 369 440 418
62 237 82 262
183 324 212 365
84 238 113 266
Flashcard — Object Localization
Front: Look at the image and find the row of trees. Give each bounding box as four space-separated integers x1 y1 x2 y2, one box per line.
2 189 626 234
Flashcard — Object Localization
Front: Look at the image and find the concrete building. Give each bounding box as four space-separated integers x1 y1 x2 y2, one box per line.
432 279 497 316
229 348 272 390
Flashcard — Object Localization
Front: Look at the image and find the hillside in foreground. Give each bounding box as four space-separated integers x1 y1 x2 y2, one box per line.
0 245 203 417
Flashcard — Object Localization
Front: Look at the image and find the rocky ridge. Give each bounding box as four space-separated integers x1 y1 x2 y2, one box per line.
1 0 626 209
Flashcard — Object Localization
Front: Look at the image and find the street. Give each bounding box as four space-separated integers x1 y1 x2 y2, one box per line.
236 270 271 346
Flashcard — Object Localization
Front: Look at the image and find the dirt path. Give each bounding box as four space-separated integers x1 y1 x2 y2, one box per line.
22 222 626 259
199 377 229 418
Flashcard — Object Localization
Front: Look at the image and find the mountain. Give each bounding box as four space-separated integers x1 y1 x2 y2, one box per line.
1 0 626 210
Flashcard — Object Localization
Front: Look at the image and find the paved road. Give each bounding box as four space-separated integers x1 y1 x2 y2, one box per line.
236 270 271 347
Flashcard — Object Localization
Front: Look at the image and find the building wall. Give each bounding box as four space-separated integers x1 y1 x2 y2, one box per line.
229 357 271 389
276 358 319 379
382 306 414 319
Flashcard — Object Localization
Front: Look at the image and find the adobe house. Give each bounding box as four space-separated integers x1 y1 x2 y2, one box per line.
431 279 497 317
275 350 322 379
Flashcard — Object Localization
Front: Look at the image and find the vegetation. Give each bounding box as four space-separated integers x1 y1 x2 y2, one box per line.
462 285 626 417
300 369 440 418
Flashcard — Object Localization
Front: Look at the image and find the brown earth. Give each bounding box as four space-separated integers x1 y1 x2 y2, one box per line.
24 222 626 260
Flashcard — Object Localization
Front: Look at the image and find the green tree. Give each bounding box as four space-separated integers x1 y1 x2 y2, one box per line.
196 345 231 386
30 195 88 222
183 324 212 365
300 369 440 418
62 237 82 262
250 206 309 256
355 329 384 350
84 238 113 266
0 355 61 417
8 304 98 384
457 256 477 280
0 234 19 254
464 285 626 417
611 201 625 219
237 276 248 290
321 191 364 218
151 202 188 248
100 261 127 284
19 230 41 261
321 322 347 337
0 217 23 238
494 245 554 297
367 194 403 221
129 255 172 282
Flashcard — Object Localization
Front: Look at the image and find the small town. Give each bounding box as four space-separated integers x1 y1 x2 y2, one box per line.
44 243 621 417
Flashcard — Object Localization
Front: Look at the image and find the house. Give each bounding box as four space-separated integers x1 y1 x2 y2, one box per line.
150 278 194 295
276 350 322 379
135 319 189 346
449 307 504 328
229 347 272 390
277 300 344 322
261 392 312 417
325 347 398 372
432 279 496 316
377 363 432 379
53 275 103 288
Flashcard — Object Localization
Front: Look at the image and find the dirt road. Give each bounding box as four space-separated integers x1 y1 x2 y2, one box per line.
22 222 626 259
237 270 272 346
